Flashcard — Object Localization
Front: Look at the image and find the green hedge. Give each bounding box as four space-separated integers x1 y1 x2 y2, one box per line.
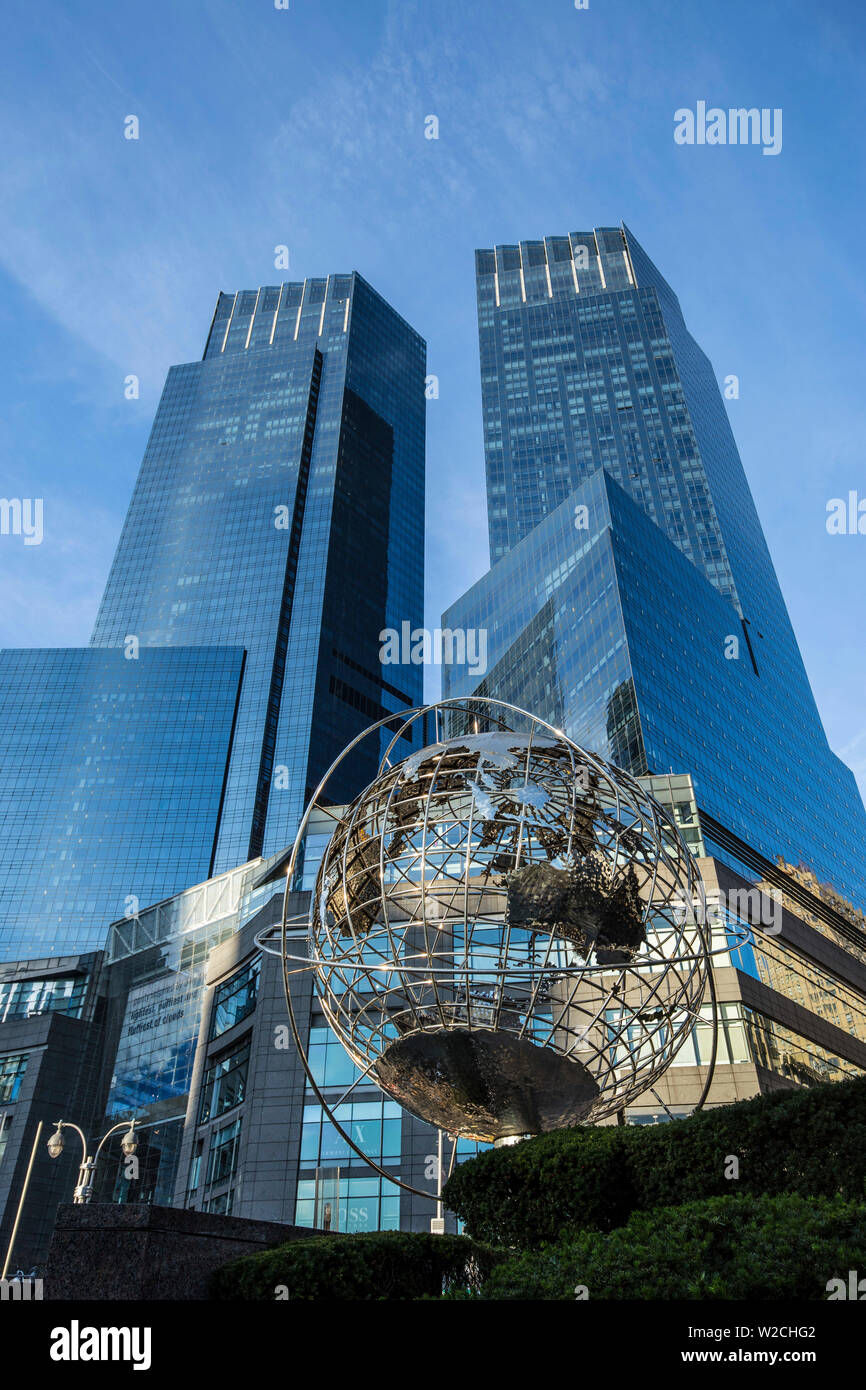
442 1074 866 1248
211 1229 502 1301
476 1192 866 1300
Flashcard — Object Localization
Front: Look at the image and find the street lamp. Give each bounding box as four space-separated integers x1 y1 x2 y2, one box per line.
47 1119 138 1204
120 1124 138 1158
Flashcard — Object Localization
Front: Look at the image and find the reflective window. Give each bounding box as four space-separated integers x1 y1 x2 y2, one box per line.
108 966 206 1114
0 647 245 961
199 1034 251 1123
205 1114 242 1189
301 1098 402 1167
0 1113 11 1167
210 957 261 1039
741 1006 864 1087
186 1138 204 1206
0 975 86 1023
720 923 866 1044
0 1053 29 1104
295 1173 400 1234
669 1002 751 1067
672 1002 865 1084
203 1189 233 1216
307 1025 364 1090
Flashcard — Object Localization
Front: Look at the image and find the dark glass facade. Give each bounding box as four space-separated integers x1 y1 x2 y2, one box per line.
444 225 866 907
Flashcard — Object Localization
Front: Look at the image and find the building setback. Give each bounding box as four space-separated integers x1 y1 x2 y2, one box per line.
91 274 426 872
443 225 866 907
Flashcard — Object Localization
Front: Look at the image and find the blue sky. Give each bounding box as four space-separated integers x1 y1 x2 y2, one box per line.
1 0 864 793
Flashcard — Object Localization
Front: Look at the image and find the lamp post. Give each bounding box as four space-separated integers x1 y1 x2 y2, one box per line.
47 1118 138 1204
431 1126 445 1235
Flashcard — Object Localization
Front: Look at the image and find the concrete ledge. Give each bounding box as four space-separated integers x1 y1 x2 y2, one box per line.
45 1203 322 1300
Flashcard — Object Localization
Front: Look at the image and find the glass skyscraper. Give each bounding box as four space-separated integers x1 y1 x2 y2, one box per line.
92 272 426 868
0 273 425 961
0 646 245 961
443 225 866 907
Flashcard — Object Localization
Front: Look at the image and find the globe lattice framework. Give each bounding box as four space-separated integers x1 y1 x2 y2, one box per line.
270 701 721 1149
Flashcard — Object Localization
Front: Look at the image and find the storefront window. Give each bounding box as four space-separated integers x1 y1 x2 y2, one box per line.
295 1173 400 1233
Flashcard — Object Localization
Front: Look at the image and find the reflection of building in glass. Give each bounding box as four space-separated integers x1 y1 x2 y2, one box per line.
636 835 866 1122
0 972 87 1024
0 648 245 962
92 859 279 1210
760 859 866 965
605 678 646 774
90 274 426 873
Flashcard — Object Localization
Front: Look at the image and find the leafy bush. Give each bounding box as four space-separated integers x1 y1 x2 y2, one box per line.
442 1075 866 1247
211 1229 501 1301
478 1192 866 1300
442 1123 639 1250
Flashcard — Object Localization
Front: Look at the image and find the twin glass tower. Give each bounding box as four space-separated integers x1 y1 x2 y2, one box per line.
0 274 425 960
443 225 866 907
1 224 864 965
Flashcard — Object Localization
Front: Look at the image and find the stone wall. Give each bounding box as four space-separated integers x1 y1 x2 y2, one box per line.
44 1202 323 1300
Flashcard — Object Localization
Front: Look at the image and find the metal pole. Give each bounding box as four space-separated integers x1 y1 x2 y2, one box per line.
76 1157 95 1204
81 1119 136 1202
436 1128 443 1222
2 1120 43 1279
431 1128 445 1233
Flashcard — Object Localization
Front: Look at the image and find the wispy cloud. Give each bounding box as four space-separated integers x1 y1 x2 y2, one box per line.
0 498 117 648
0 0 615 396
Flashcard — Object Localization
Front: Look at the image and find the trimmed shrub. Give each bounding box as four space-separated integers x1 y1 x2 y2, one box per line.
211 1229 501 1301
442 1124 639 1250
477 1192 866 1300
442 1074 866 1248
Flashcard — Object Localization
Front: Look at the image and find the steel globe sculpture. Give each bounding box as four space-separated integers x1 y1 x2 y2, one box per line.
271 700 719 1151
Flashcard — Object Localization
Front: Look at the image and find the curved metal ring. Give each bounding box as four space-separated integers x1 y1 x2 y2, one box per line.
272 697 724 1193
278 932 441 1204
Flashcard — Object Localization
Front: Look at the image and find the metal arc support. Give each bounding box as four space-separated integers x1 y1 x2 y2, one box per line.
264 697 730 1201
